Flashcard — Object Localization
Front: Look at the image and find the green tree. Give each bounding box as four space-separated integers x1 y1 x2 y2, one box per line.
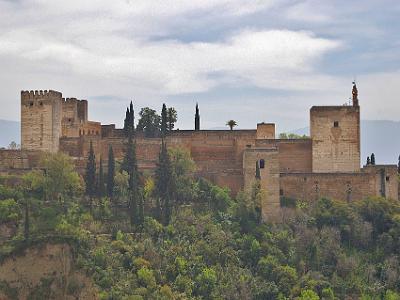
122 134 142 227
167 107 177 132
155 141 175 225
41 152 82 209
161 103 168 137
107 145 115 198
98 157 105 198
123 101 135 136
371 153 376 165
226 119 237 130
85 141 96 207
298 289 320 300
137 107 160 138
256 160 261 179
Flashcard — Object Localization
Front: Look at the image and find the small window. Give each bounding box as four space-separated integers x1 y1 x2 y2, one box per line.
259 159 265 169
39 101 43 106
333 121 339 127
280 189 283 196
386 176 390 182
29 102 34 106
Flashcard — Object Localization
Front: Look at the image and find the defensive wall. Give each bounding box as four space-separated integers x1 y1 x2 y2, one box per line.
1 86 398 223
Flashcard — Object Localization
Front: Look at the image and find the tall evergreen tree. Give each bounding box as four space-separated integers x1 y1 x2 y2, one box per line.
155 141 175 225
123 101 135 136
123 133 141 227
98 157 105 197
107 145 115 198
367 156 371 166
371 153 376 165
398 155 400 173
85 141 96 207
161 103 168 137
195 103 200 131
255 161 261 180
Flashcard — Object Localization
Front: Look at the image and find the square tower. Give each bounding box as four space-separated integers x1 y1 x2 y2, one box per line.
21 90 63 153
310 105 360 172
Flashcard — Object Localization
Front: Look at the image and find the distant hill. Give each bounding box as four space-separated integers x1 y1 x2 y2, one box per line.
0 119 398 164
289 120 400 165
0 119 20 148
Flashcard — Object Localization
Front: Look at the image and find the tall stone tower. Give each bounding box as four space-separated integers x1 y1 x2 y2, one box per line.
21 90 63 153
310 84 360 173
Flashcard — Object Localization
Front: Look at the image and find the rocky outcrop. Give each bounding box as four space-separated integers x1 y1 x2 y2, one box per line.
0 243 98 300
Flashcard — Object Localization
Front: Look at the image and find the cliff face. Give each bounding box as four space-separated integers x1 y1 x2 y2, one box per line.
0 243 98 300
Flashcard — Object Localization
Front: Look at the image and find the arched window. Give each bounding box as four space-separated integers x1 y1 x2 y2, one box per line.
259 159 265 169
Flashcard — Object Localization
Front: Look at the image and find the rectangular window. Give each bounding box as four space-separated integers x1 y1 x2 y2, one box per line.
259 159 265 169
333 121 339 127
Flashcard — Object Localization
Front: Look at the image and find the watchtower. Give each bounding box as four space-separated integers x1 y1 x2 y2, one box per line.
21 90 63 153
310 84 360 173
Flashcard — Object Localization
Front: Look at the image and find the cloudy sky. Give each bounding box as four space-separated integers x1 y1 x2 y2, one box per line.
0 0 399 131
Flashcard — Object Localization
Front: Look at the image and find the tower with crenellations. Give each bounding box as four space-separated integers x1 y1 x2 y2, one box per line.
21 90 63 153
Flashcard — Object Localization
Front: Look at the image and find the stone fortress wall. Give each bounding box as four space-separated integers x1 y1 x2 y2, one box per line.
1 85 398 221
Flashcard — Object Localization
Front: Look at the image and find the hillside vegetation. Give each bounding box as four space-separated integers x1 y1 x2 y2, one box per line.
0 150 400 299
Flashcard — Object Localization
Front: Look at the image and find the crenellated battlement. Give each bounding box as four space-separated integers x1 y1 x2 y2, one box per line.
21 90 62 101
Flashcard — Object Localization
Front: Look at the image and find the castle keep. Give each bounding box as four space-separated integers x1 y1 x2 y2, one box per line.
1 85 398 221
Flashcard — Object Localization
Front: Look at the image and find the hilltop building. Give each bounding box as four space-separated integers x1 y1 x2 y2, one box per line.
0 84 398 221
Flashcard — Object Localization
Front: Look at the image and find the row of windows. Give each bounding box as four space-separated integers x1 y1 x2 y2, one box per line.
79 129 99 136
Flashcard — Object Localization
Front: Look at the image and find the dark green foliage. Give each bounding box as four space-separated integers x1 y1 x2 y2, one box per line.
122 134 142 227
84 141 96 199
398 155 400 173
167 107 177 132
97 157 105 198
255 161 260 179
161 103 168 137
123 101 135 136
2 148 400 300
154 141 175 225
195 103 200 131
137 107 161 138
106 145 115 198
371 153 376 165
367 156 371 165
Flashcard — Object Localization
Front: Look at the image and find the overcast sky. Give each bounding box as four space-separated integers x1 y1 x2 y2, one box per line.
0 0 399 131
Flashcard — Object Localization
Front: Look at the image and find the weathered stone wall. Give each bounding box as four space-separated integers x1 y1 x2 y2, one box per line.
280 165 398 202
243 148 280 222
60 130 257 194
256 123 275 139
311 106 360 173
255 139 312 173
21 90 62 153
0 150 42 175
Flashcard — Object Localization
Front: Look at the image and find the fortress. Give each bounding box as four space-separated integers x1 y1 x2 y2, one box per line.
0 85 398 221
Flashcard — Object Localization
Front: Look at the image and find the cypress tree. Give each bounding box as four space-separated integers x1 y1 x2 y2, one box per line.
398 155 400 173
123 133 141 227
161 103 168 137
366 156 371 166
107 145 115 198
155 141 175 225
85 141 96 208
371 153 376 165
98 157 105 197
123 101 135 136
255 160 261 179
